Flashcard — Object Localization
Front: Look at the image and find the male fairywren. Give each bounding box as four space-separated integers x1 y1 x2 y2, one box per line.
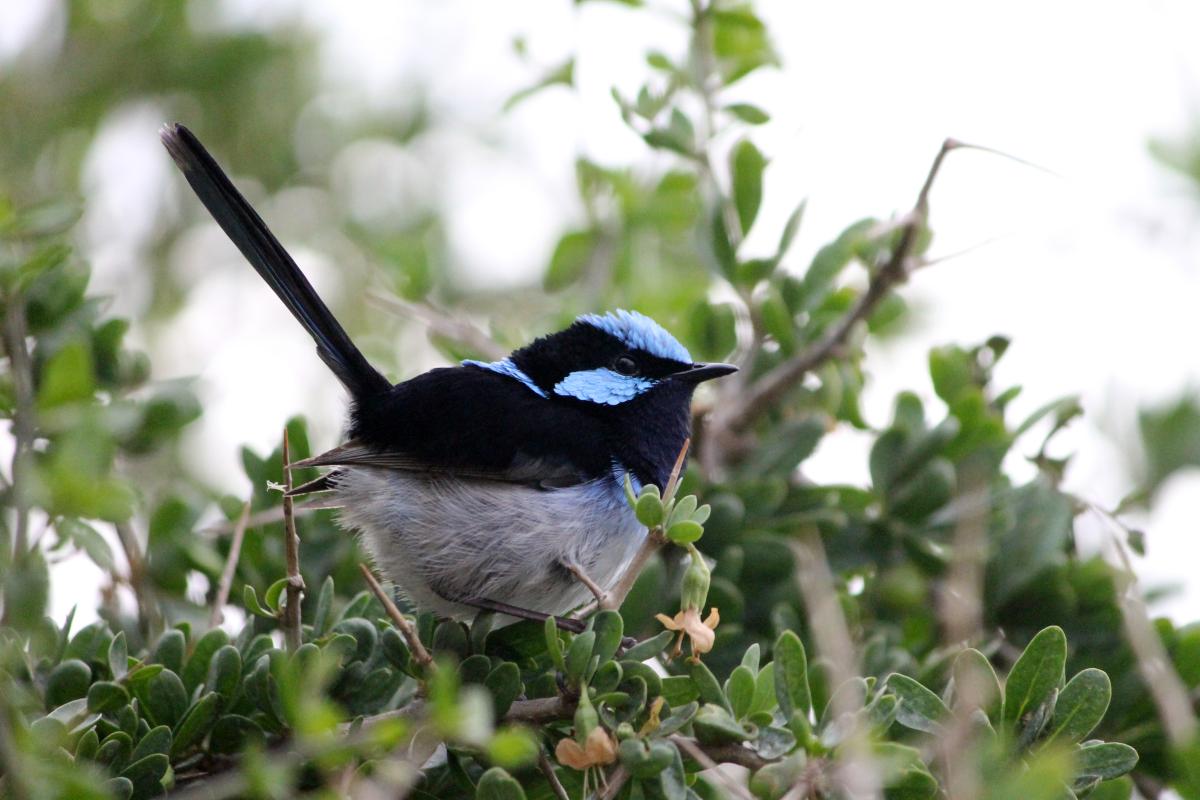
160 124 736 624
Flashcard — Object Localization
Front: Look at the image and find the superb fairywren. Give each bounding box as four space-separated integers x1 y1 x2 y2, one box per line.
160 124 735 623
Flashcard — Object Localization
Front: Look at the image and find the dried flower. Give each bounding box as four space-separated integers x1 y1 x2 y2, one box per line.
655 606 720 662
555 726 617 770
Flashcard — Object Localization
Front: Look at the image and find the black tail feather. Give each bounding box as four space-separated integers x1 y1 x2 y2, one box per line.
160 123 390 400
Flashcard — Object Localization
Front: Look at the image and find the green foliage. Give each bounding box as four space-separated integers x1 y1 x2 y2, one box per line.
0 0 1189 797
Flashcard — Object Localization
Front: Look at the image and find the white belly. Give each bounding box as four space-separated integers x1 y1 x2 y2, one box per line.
331 467 646 618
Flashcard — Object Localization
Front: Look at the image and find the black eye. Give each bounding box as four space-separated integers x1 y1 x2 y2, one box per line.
613 355 638 376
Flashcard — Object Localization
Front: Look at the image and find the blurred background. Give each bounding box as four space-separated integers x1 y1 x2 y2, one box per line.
4 0 1200 624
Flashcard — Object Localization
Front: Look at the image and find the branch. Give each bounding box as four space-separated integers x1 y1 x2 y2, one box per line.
538 748 571 800
596 440 689 613
2 293 34 557
671 735 761 794
358 563 433 672
1096 507 1199 746
355 695 572 730
710 138 961 439
201 496 340 536
281 430 305 652
115 520 160 635
209 501 251 629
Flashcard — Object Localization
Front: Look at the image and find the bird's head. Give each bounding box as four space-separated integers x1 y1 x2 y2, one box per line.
466 310 736 411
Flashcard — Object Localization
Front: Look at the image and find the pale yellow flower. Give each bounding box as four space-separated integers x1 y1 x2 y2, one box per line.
655 606 720 662
554 726 617 770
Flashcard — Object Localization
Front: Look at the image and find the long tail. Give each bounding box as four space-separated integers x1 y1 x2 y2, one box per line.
159 123 390 400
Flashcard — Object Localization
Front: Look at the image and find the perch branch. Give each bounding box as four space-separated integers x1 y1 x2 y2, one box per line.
209 501 251 629
709 138 961 441
281 430 305 651
670 735 758 797
596 439 690 613
358 563 433 672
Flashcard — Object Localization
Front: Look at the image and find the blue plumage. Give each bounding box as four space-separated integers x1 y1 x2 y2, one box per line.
577 310 692 363
553 368 656 405
161 123 736 623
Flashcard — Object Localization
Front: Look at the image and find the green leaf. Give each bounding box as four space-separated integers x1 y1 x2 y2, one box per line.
182 629 230 693
37 340 94 409
263 577 288 613
1075 742 1139 780
565 631 596 685
544 229 597 291
1003 625 1067 730
776 199 806 260
46 659 92 709
619 737 676 779
666 519 703 544
172 692 221 756
209 715 265 756
141 670 188 728
205 645 242 703
1044 668 1110 745
693 703 752 744
312 575 335 637
661 675 700 707
725 665 756 720
503 57 574 112
690 660 732 716
726 103 770 125
484 662 523 719
152 630 185 673
773 630 812 718
130 725 171 763
591 610 624 664
486 727 538 769
87 681 129 714
544 617 565 672
886 673 949 734
636 491 665 527
57 518 116 572
622 629 673 662
118 753 169 800
476 766 527 800
708 205 737 279
951 648 1002 722
730 139 766 236
108 631 128 680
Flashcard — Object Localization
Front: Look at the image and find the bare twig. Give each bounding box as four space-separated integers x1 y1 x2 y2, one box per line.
538 748 571 800
353 695 571 731
597 765 629 800
791 529 880 799
368 291 507 361
201 496 341 536
597 440 690 613
115 520 160 635
707 139 961 445
358 563 433 672
281 430 305 651
566 563 609 606
1096 507 1198 746
209 501 251 629
670 735 756 798
2 294 34 557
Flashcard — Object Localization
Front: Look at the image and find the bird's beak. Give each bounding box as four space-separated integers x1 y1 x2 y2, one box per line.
671 362 738 384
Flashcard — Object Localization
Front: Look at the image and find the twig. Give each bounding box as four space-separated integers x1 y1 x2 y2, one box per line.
597 765 629 800
597 440 690 613
1095 507 1198 746
358 563 433 672
2 294 34 557
209 501 251 629
566 563 609 606
201 496 341 536
281 430 305 652
538 748 571 800
353 695 571 730
708 139 961 442
670 735 757 798
368 291 507 361
790 529 880 799
115 520 160 635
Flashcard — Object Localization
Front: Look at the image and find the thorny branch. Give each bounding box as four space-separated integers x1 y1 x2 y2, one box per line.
359 563 434 672
281 430 305 652
704 139 963 464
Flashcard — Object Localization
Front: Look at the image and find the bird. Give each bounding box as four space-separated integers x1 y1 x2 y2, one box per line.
159 123 736 625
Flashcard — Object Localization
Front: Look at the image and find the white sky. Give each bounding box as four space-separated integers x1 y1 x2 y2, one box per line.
5 0 1200 624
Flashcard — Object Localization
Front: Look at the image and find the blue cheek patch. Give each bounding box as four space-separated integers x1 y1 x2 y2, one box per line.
554 368 656 405
462 358 548 398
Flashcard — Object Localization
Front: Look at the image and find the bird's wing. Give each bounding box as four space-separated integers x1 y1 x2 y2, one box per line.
324 365 614 488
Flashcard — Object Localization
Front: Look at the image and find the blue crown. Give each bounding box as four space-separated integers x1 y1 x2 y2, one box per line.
577 310 691 363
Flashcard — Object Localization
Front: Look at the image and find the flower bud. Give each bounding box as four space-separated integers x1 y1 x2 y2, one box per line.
680 544 711 611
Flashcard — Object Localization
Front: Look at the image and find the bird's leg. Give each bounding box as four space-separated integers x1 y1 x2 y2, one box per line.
455 595 586 635
563 561 610 607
